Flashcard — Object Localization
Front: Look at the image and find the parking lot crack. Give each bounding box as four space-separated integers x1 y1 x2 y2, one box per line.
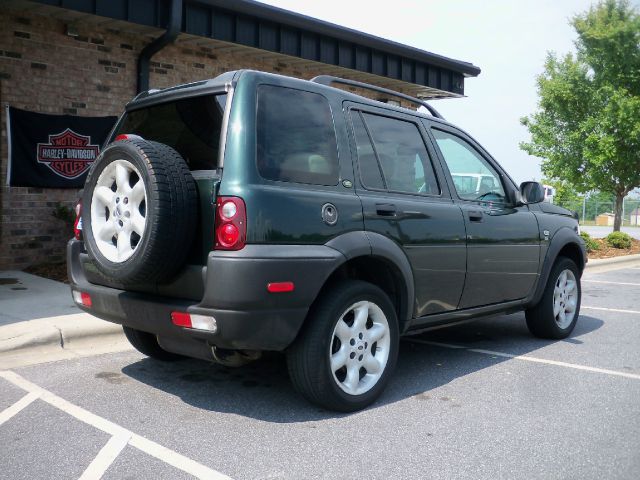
54 326 64 349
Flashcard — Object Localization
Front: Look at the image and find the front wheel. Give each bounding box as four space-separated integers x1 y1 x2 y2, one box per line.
287 280 399 412
526 257 581 339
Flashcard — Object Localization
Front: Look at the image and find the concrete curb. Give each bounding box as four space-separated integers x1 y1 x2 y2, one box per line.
0 313 131 368
586 253 640 269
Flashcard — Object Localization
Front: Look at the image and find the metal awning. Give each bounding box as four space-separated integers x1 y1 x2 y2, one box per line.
16 0 481 99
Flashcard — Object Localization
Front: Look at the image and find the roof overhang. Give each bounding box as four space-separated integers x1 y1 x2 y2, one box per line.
14 0 481 99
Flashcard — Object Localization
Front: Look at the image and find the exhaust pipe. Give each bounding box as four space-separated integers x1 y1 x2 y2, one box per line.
211 346 262 367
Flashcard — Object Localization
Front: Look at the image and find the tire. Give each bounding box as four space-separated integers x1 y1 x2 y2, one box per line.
82 139 197 284
525 257 581 339
122 326 183 361
287 280 399 412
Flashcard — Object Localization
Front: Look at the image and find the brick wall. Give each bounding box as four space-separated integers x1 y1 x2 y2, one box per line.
0 9 141 269
0 6 413 270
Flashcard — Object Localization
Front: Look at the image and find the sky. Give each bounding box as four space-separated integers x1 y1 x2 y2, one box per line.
258 0 605 184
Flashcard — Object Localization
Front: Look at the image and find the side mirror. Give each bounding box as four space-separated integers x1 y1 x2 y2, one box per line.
519 181 544 204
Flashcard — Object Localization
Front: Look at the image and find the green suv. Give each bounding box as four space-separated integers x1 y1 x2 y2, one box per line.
68 70 586 411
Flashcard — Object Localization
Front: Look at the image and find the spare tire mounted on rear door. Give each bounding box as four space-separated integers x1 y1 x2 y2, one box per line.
82 138 197 284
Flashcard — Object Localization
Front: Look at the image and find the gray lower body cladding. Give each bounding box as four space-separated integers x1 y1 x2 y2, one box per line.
67 240 343 351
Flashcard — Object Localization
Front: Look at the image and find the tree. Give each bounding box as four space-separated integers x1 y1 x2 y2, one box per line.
542 178 582 205
521 0 640 231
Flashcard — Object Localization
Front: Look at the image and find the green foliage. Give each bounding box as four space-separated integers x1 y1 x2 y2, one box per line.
580 231 600 252
52 203 75 227
521 0 640 231
542 178 581 205
605 231 632 248
584 190 615 220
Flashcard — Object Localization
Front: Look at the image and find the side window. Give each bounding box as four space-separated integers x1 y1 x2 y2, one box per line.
432 129 506 202
256 85 339 185
352 113 385 190
353 112 439 195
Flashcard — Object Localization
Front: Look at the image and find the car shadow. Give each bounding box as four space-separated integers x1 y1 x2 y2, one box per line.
121 312 604 423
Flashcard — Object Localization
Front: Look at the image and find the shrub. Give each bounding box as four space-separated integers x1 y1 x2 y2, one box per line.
51 202 75 227
605 231 632 249
580 231 600 252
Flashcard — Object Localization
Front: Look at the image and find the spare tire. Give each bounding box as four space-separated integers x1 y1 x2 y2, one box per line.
82 138 197 284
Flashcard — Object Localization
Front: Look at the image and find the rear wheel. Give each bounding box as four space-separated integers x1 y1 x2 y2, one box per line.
122 326 183 361
526 257 581 339
287 280 399 412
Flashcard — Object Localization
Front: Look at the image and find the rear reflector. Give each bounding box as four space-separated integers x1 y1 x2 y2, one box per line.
267 282 295 293
170 311 191 327
72 290 92 307
171 312 217 332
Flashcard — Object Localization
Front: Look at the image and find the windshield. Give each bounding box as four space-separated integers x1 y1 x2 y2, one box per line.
113 94 227 170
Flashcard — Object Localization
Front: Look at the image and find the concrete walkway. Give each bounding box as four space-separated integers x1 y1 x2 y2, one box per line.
0 271 128 368
0 271 78 326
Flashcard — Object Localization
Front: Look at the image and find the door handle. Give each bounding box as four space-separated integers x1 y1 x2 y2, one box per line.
375 203 397 217
468 210 483 222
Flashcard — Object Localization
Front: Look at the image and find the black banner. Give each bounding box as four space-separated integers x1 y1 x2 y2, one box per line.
7 107 117 188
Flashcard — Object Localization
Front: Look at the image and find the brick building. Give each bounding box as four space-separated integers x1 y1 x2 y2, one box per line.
0 0 479 270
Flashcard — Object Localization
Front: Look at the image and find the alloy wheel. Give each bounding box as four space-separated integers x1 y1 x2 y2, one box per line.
329 300 391 396
90 159 147 263
553 269 578 329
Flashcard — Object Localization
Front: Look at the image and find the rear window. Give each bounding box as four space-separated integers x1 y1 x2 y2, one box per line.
114 94 227 170
256 85 339 185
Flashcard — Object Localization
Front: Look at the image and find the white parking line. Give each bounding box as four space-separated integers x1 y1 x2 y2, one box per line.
583 280 640 286
79 433 131 480
129 433 228 479
407 339 640 380
0 391 40 426
582 306 640 315
0 370 232 480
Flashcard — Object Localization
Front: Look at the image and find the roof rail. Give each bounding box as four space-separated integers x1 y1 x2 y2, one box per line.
310 75 445 120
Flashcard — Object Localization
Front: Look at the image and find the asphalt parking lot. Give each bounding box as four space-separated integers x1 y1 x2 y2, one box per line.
1 265 639 480
580 225 640 239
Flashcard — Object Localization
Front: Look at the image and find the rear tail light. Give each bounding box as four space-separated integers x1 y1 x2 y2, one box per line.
73 200 83 240
214 196 246 250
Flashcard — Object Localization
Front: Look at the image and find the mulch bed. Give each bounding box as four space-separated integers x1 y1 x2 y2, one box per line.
587 238 640 259
24 262 69 284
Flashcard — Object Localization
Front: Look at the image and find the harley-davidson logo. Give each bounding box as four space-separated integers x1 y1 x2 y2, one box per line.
37 128 99 179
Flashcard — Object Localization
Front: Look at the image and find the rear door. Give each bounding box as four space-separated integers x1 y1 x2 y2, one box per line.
346 103 467 317
426 123 540 308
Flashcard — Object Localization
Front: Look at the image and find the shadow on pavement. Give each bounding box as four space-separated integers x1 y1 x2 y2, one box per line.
121 312 603 423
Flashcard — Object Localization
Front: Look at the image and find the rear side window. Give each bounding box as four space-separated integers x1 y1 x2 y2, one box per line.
352 114 385 190
352 111 440 195
115 94 227 171
257 86 339 185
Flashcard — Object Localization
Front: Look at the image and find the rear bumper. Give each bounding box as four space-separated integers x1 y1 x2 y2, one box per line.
67 240 343 351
